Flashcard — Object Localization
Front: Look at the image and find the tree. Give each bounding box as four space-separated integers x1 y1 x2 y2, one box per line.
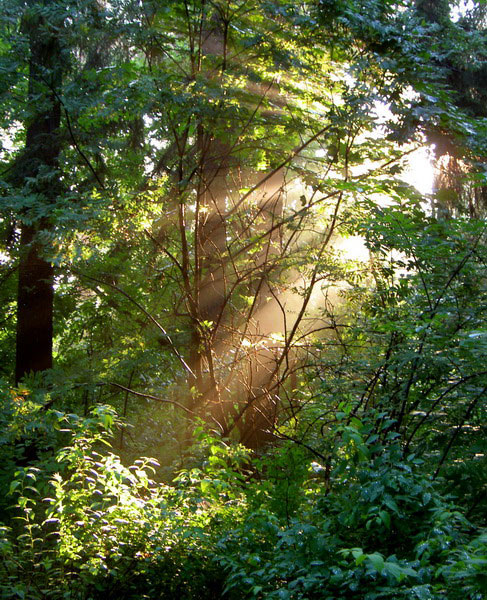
5 0 63 384
43 0 449 454
58 0 408 449
0 0 144 384
2 0 486 457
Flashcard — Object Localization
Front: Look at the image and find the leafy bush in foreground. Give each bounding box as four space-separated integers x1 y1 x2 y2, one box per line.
0 394 486 599
219 441 485 599
0 400 231 599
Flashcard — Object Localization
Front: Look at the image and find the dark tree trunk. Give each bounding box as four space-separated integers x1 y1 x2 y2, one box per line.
14 1 62 384
15 223 55 383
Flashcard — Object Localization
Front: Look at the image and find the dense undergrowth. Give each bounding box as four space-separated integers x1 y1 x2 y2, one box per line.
0 394 486 600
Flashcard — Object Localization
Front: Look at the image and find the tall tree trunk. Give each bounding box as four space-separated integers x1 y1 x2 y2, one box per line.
16 223 55 383
184 9 288 445
15 0 62 384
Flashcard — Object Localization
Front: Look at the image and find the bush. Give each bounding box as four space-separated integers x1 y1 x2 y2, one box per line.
0 403 231 599
1 396 486 600
216 434 486 600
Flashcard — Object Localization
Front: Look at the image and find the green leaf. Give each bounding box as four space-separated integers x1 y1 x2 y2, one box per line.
379 510 391 529
200 479 212 494
367 553 385 572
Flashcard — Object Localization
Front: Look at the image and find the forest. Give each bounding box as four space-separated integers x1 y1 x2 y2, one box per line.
1 0 487 597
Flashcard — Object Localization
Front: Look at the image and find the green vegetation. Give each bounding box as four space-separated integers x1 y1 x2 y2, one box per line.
1 0 487 598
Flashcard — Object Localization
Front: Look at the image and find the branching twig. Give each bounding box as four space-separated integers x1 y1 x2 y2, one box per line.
70 267 196 379
109 382 194 414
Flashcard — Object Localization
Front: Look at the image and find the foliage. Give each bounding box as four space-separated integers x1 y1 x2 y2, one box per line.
1 399 486 599
0 400 233 599
0 0 487 598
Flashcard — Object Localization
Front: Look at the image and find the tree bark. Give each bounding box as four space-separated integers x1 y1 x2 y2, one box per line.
14 0 62 384
15 223 55 383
